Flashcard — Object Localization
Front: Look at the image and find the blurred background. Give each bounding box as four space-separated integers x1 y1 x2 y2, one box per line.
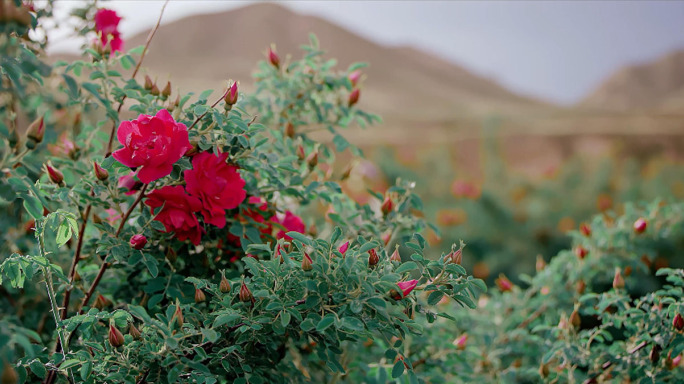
49 0 684 282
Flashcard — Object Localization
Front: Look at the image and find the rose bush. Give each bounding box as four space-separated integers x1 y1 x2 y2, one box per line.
0 3 482 383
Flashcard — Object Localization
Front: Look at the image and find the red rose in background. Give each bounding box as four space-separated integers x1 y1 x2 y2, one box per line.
184 151 247 228
145 186 203 245
112 109 191 183
118 171 142 196
94 9 123 53
273 210 306 240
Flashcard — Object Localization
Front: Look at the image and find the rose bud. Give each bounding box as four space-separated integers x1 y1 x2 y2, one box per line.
26 116 45 148
580 223 591 237
297 145 306 161
391 279 418 300
268 46 280 68
172 304 183 327
150 83 160 96
168 94 181 113
535 255 546 272
93 161 109 181
93 294 110 310
495 274 514 292
285 122 295 138
382 231 391 246
45 163 64 185
453 334 467 350
301 253 313 271
569 309 581 328
306 151 318 168
381 196 393 216
239 282 253 302
194 288 206 303
451 249 463 265
673 354 683 368
634 218 647 234
129 234 147 250
161 81 172 99
118 172 142 196
338 241 349 256
220 274 231 293
1 362 18 384
275 244 285 264
673 313 684 331
108 324 125 348
612 268 625 290
348 88 360 107
576 279 586 294
368 248 380 267
390 248 402 263
348 70 362 86
341 163 353 181
144 75 154 90
128 324 142 340
650 345 661 364
575 246 588 260
224 81 238 108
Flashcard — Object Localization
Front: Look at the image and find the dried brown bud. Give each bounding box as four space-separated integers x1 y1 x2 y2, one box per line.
161 81 172 99
612 268 625 290
285 122 295 138
569 308 581 328
301 253 313 271
194 288 206 303
128 324 142 340
26 116 45 148
220 274 231 293
143 75 154 90
150 83 160 96
172 304 183 327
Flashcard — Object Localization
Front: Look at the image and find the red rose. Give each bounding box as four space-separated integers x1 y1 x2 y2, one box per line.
112 109 191 183
118 171 142 196
272 210 306 240
184 151 246 228
145 186 203 245
94 9 123 53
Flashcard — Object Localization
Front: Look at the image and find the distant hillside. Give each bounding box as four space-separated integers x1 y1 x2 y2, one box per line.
581 50 684 111
119 2 549 126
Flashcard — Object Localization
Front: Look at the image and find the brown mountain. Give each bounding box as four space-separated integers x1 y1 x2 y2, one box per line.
581 50 684 111
123 2 550 129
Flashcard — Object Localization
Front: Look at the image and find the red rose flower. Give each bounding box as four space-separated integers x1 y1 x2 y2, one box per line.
118 171 142 196
94 9 123 53
184 151 246 228
145 186 203 245
272 210 306 240
112 109 191 184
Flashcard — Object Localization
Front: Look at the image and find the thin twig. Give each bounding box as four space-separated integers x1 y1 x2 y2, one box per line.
60 199 92 320
188 88 231 131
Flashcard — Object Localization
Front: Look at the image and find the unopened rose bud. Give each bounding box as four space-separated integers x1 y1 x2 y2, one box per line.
161 81 171 99
495 274 514 292
673 354 682 368
129 234 147 250
557 315 570 330
576 280 586 295
650 344 661 364
45 163 64 185
108 324 125 347
382 231 391 246
297 145 306 161
144 75 154 90
220 274 231 293
268 46 280 68
569 309 581 328
128 324 142 340
341 163 353 181
275 244 284 263
535 255 546 272
338 241 349 256
172 304 183 327
451 249 462 265
381 196 393 216
224 81 238 108
612 268 625 290
301 253 313 271
150 83 160 96
306 151 318 168
285 122 295 138
580 223 591 237
453 334 467 350
673 313 684 331
348 88 360 107
575 246 588 260
93 161 109 181
348 70 362 87
1 362 18 384
194 288 206 303
239 282 253 302
390 248 401 263
25 116 45 149
368 249 379 267
391 279 418 300
634 218 647 234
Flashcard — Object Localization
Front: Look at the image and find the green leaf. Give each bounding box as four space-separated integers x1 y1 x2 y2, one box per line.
316 315 336 332
427 291 444 306
395 262 417 274
23 194 43 220
392 360 405 378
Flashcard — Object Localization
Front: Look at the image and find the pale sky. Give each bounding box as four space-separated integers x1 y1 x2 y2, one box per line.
48 0 684 105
